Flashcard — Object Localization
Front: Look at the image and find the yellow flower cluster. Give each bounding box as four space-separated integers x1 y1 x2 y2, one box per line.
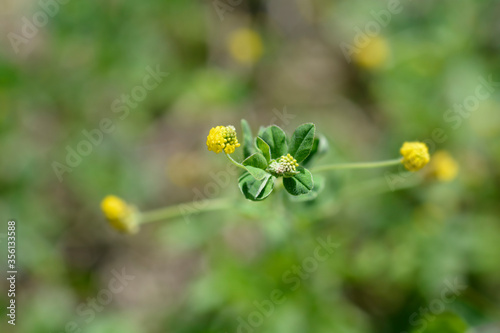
206 125 241 154
100 195 139 234
400 142 430 172
428 150 459 182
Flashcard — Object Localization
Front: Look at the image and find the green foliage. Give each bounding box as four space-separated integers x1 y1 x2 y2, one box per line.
287 174 325 202
259 125 288 160
242 165 268 181
256 137 271 163
242 152 268 170
283 166 314 196
242 153 269 180
237 121 323 201
288 123 316 163
238 172 275 201
241 119 255 159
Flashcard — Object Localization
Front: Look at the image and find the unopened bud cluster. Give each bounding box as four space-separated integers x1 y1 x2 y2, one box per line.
268 154 299 177
400 141 430 172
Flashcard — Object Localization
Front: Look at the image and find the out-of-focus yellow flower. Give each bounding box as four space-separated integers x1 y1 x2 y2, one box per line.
428 150 459 182
353 36 389 69
400 142 430 172
207 125 241 154
227 28 263 65
101 195 139 234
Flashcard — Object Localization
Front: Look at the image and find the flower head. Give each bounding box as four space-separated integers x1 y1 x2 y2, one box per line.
428 150 459 182
268 154 299 177
207 125 241 154
100 195 139 234
400 141 430 172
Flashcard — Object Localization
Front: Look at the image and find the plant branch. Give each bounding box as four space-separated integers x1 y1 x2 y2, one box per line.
139 198 233 224
225 153 247 171
311 158 402 173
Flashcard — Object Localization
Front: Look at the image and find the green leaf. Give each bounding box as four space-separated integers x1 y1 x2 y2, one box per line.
283 167 314 196
303 134 329 166
242 153 269 180
256 137 271 163
287 175 325 202
257 126 266 138
288 123 315 163
241 119 255 159
238 173 275 201
259 125 288 160
242 152 268 169
244 166 269 181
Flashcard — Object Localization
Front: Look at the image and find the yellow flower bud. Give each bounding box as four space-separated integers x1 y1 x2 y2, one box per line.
100 195 139 234
206 125 241 154
400 142 430 172
428 150 459 182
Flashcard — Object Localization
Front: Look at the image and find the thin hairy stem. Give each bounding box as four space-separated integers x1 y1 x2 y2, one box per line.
139 198 233 224
311 158 402 173
225 153 248 171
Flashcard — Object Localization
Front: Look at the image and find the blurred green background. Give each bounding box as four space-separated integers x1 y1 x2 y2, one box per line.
1 0 500 332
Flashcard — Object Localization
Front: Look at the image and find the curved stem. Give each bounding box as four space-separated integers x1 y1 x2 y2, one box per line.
311 158 402 173
225 153 247 171
139 198 233 224
139 154 245 225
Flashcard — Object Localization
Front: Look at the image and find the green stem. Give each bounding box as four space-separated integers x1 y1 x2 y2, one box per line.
311 158 402 173
139 198 232 224
139 154 245 225
225 153 247 171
